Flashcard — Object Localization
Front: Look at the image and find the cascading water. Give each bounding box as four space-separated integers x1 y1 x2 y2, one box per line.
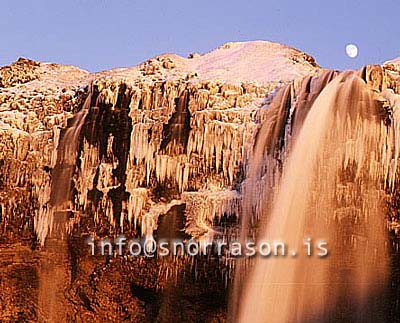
233 70 400 322
50 93 92 207
36 90 93 322
35 91 92 244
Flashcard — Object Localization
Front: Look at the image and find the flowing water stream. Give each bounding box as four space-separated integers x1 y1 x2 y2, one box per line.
235 70 397 322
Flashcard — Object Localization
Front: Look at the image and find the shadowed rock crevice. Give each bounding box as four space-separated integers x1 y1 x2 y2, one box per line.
160 91 191 155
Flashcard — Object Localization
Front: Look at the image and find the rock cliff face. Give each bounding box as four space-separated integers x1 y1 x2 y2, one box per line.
0 42 399 322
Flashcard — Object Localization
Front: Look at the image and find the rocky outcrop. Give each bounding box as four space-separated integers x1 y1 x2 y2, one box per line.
0 58 40 88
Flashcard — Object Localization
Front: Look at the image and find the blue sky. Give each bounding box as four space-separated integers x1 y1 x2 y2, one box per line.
0 0 399 72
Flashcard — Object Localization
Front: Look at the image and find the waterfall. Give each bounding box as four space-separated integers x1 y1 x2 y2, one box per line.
35 90 92 244
35 90 93 321
234 70 400 322
50 93 91 207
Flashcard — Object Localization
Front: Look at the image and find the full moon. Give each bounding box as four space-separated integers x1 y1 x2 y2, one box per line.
346 43 358 58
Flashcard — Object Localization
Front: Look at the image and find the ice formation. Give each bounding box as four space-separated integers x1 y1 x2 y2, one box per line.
25 74 271 245
182 189 241 244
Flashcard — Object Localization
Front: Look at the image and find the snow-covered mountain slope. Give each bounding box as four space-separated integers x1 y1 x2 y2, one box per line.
0 41 320 95
385 57 400 68
97 40 320 84
182 41 319 83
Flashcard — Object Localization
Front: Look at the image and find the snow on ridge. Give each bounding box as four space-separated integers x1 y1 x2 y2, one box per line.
385 57 400 66
88 41 321 84
1 41 321 87
186 41 320 83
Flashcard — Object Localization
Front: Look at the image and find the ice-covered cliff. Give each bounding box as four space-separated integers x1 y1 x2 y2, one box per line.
0 41 321 321
0 41 319 246
1 41 399 322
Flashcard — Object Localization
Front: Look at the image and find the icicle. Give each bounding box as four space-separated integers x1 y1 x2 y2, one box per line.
126 188 147 228
50 126 61 168
182 189 241 242
140 199 184 240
